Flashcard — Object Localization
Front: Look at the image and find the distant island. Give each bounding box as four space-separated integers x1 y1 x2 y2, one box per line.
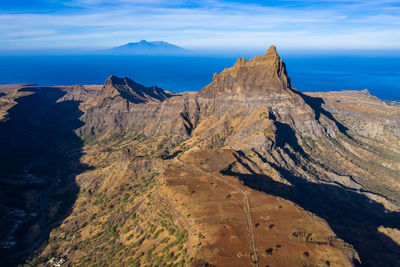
104 40 189 55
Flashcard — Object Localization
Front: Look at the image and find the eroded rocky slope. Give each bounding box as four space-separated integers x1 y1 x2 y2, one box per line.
1 46 399 267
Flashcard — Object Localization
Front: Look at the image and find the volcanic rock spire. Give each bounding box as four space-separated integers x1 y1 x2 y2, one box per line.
199 45 292 98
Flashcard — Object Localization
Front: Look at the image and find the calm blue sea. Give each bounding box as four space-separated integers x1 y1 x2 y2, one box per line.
0 54 399 101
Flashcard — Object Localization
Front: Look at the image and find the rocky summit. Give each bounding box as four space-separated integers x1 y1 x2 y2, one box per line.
0 46 399 267
200 45 291 98
102 75 173 103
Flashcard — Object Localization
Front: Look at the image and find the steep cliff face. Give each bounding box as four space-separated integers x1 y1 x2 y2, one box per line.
199 45 291 98
180 46 340 149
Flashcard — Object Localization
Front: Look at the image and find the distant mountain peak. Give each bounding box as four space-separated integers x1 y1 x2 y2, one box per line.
106 40 188 55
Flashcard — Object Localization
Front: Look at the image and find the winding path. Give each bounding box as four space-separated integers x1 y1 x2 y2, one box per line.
177 158 259 267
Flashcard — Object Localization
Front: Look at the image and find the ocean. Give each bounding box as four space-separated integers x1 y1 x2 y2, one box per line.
0 54 399 101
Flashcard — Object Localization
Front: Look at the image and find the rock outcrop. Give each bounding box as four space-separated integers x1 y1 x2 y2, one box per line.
199 45 291 98
101 75 173 103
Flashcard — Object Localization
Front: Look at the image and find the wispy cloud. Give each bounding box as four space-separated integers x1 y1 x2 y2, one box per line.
0 0 399 51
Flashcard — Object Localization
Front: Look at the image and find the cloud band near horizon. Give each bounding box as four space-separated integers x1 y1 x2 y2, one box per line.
0 0 400 51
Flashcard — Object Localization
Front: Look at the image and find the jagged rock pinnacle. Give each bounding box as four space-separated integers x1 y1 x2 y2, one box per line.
199 45 291 98
266 45 278 55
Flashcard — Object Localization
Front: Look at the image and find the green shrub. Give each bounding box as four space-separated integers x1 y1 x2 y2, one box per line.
152 229 164 239
160 237 170 244
121 193 129 202
133 237 145 247
123 226 131 234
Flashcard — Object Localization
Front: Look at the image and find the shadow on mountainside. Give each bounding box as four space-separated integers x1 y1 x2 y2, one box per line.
222 149 400 266
292 89 350 136
0 87 88 265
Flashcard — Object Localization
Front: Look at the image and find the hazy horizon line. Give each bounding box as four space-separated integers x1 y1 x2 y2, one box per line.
2 46 400 57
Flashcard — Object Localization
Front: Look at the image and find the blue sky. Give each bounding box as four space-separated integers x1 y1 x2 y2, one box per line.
1 0 400 51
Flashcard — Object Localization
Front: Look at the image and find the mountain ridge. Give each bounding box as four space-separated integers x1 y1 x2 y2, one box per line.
101 75 174 103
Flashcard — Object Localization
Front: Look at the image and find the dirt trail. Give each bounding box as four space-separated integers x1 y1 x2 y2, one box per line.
177 158 259 267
